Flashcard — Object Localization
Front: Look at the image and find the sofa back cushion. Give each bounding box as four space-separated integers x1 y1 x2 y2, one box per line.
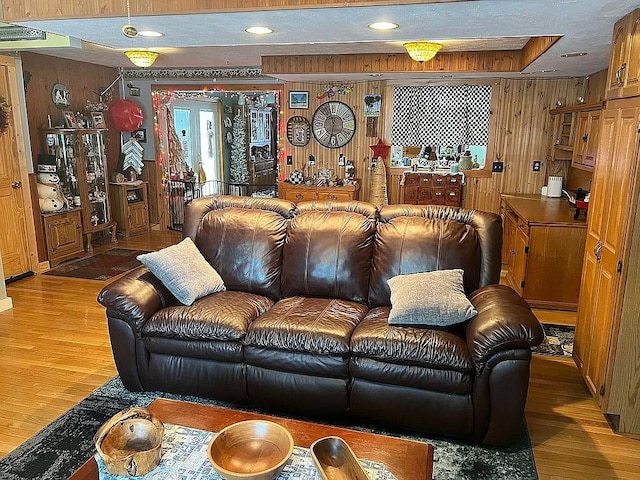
368 205 502 308
182 196 296 299
281 201 377 304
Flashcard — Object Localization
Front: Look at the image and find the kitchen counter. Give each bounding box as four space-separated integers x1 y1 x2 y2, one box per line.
500 194 587 312
501 194 587 227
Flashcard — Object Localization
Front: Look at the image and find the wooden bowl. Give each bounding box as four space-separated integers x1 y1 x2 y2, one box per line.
310 436 371 480
94 407 164 477
207 420 294 480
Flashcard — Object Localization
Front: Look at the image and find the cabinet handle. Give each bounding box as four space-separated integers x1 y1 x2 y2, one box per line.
328 195 338 200
594 241 603 262
582 133 588 143
295 194 304 201
511 249 516 256
619 63 627 87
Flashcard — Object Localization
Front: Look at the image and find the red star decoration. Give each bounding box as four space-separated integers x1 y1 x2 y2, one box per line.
370 138 391 159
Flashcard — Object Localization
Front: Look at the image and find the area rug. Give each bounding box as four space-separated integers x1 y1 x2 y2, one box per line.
43 248 148 281
532 323 575 358
0 377 538 480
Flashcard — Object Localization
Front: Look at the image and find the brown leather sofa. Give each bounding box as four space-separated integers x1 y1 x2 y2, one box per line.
98 196 544 446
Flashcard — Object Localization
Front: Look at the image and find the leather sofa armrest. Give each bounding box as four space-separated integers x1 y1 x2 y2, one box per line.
466 284 544 370
97 265 176 332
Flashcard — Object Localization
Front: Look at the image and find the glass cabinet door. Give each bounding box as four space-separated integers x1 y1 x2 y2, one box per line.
43 130 81 206
80 131 110 227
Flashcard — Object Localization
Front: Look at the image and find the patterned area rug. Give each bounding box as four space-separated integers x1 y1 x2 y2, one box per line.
43 248 148 281
0 377 538 480
532 323 575 357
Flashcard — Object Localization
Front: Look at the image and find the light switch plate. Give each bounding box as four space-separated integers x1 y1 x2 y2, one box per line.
286 155 293 165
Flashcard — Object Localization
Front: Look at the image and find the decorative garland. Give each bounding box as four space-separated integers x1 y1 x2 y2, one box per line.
0 95 10 135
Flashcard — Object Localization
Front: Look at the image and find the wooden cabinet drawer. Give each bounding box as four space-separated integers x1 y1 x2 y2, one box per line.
419 174 432 186
432 175 446 187
417 188 432 204
404 187 418 203
445 187 461 205
446 176 461 186
430 188 446 204
404 173 420 186
283 190 315 203
317 191 353 202
43 209 84 266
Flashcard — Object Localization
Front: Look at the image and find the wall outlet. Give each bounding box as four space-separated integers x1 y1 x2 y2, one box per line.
533 160 541 172
286 155 293 165
308 154 316 166
338 153 345 166
492 161 504 173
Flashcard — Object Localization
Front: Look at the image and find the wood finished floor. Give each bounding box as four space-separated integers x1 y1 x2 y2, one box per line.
1 230 639 479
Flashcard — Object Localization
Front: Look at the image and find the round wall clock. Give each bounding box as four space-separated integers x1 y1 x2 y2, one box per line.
286 116 311 147
312 101 356 149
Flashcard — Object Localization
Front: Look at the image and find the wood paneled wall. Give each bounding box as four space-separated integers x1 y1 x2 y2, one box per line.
281 81 385 203
20 52 121 262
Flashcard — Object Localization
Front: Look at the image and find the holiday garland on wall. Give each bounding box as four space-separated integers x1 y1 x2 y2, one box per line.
0 96 11 135
229 110 248 184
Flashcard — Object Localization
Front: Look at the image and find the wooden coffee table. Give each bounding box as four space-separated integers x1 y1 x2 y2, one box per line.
69 398 433 479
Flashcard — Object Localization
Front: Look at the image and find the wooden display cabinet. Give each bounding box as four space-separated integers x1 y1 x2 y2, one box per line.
42 208 84 266
109 182 150 237
606 8 640 100
571 109 602 171
278 182 360 203
41 128 116 253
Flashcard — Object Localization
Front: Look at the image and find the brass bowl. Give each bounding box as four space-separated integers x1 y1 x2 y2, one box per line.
94 407 164 477
207 420 294 480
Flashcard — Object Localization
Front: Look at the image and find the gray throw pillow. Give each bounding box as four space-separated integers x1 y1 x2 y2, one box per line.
387 269 477 326
137 237 225 306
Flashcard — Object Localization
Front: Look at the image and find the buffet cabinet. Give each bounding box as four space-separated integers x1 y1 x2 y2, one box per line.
42 128 116 253
501 195 587 311
109 182 150 237
278 182 360 203
402 172 462 206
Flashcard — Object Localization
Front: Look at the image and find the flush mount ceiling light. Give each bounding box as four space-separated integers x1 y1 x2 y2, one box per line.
138 30 164 37
246 26 273 35
125 50 159 68
368 22 398 30
561 52 587 57
404 41 442 62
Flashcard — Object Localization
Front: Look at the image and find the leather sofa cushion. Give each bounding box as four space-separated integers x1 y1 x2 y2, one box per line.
350 307 474 394
182 196 296 300
142 291 274 342
369 206 488 308
245 296 369 355
281 202 377 304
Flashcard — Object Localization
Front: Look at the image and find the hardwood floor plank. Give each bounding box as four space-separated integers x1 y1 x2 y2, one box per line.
1 231 639 478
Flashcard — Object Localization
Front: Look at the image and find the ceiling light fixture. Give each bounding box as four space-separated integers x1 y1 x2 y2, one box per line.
368 22 398 30
125 50 159 68
404 41 442 62
561 52 587 57
138 30 164 37
246 26 273 35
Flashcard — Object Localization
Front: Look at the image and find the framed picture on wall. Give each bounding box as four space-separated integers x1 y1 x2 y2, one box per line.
91 111 107 128
63 110 77 128
132 128 146 143
289 91 309 109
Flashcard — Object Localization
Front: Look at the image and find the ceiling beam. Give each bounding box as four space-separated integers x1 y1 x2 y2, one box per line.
521 36 562 70
1 0 470 22
262 51 524 75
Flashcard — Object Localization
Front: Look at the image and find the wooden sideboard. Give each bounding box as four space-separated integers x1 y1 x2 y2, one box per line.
401 172 463 207
501 194 587 312
278 182 360 203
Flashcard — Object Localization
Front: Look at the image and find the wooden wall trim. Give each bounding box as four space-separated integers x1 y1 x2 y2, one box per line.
263 51 523 75
521 36 562 70
1 0 470 21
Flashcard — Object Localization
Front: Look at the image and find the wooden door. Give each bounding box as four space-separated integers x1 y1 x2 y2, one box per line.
572 111 589 167
621 10 640 98
606 15 630 99
583 111 601 168
575 106 640 404
510 226 528 296
0 56 36 280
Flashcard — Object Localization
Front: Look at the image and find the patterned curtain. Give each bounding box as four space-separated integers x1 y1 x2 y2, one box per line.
391 85 492 146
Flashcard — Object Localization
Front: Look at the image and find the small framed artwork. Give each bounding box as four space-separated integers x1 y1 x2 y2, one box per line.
91 111 107 128
289 91 309 110
128 86 141 97
63 110 77 128
132 128 146 143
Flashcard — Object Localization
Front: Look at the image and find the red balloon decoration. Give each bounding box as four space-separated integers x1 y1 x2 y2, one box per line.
108 99 144 132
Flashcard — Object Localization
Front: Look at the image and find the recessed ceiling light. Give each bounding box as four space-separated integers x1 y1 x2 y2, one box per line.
369 73 382 77
246 26 273 35
368 22 398 30
138 30 164 37
561 52 587 57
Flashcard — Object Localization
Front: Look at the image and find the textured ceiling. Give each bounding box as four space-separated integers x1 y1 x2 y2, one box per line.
5 0 640 80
